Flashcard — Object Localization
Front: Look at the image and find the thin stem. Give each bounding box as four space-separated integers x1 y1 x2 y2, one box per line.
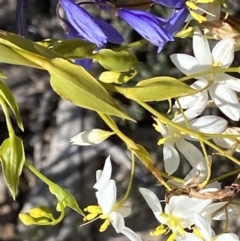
136 101 240 166
25 159 55 187
198 141 211 189
179 67 240 82
119 152 135 206
209 169 240 184
97 112 171 189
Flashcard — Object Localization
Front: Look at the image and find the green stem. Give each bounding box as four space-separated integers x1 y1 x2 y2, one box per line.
97 112 171 188
199 140 211 189
25 159 55 187
119 152 135 206
50 201 65 226
179 67 240 82
209 168 240 184
136 101 240 166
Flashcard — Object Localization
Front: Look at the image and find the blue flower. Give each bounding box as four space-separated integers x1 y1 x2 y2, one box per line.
59 0 107 47
153 0 185 8
118 9 174 53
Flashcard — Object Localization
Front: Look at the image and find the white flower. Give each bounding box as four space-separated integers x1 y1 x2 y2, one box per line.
171 27 240 121
155 113 227 175
176 212 239 241
212 127 240 153
139 188 213 241
70 129 114 146
84 157 142 241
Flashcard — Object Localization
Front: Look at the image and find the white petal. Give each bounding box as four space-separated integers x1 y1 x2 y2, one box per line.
194 213 212 241
209 84 240 121
193 27 212 65
118 206 131 218
212 38 234 67
163 140 180 175
121 227 142 241
175 138 205 169
110 211 125 233
212 128 240 151
94 156 112 190
189 116 227 135
172 196 212 221
220 74 240 91
97 180 116 214
216 233 239 241
170 54 208 76
202 202 228 218
139 188 162 213
183 91 208 120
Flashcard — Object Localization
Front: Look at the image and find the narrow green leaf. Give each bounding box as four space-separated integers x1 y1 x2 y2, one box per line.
46 58 133 120
0 81 24 131
104 77 198 101
49 184 84 216
95 49 138 72
53 39 96 58
0 31 62 59
0 135 25 199
0 44 40 68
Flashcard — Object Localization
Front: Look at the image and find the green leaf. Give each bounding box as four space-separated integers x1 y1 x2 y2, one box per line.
46 58 133 120
105 77 198 101
0 135 25 199
0 81 24 131
49 184 84 216
99 69 137 84
95 49 138 72
53 39 96 58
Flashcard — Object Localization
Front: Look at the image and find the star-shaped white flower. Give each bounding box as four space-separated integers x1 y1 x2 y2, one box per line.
171 27 240 121
84 156 142 241
139 188 214 241
155 113 227 175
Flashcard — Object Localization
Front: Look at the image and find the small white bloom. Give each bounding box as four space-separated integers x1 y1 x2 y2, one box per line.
70 129 114 146
171 27 240 121
84 157 142 241
155 113 227 175
139 188 213 241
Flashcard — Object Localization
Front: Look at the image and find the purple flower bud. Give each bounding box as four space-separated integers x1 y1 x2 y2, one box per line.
59 0 107 47
118 9 174 53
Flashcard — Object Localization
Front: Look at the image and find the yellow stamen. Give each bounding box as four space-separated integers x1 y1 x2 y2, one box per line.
99 218 111 232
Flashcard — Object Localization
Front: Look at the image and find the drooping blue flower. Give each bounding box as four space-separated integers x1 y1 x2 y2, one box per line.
153 0 185 8
118 9 174 53
59 0 107 47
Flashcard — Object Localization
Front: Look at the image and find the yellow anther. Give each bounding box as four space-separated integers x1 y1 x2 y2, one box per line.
99 218 111 232
84 205 102 213
83 213 99 221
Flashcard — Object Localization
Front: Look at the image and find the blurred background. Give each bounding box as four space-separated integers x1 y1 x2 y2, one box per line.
0 0 240 240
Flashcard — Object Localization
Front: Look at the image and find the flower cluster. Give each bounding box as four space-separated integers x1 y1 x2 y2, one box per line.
13 0 240 240
62 1 240 240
